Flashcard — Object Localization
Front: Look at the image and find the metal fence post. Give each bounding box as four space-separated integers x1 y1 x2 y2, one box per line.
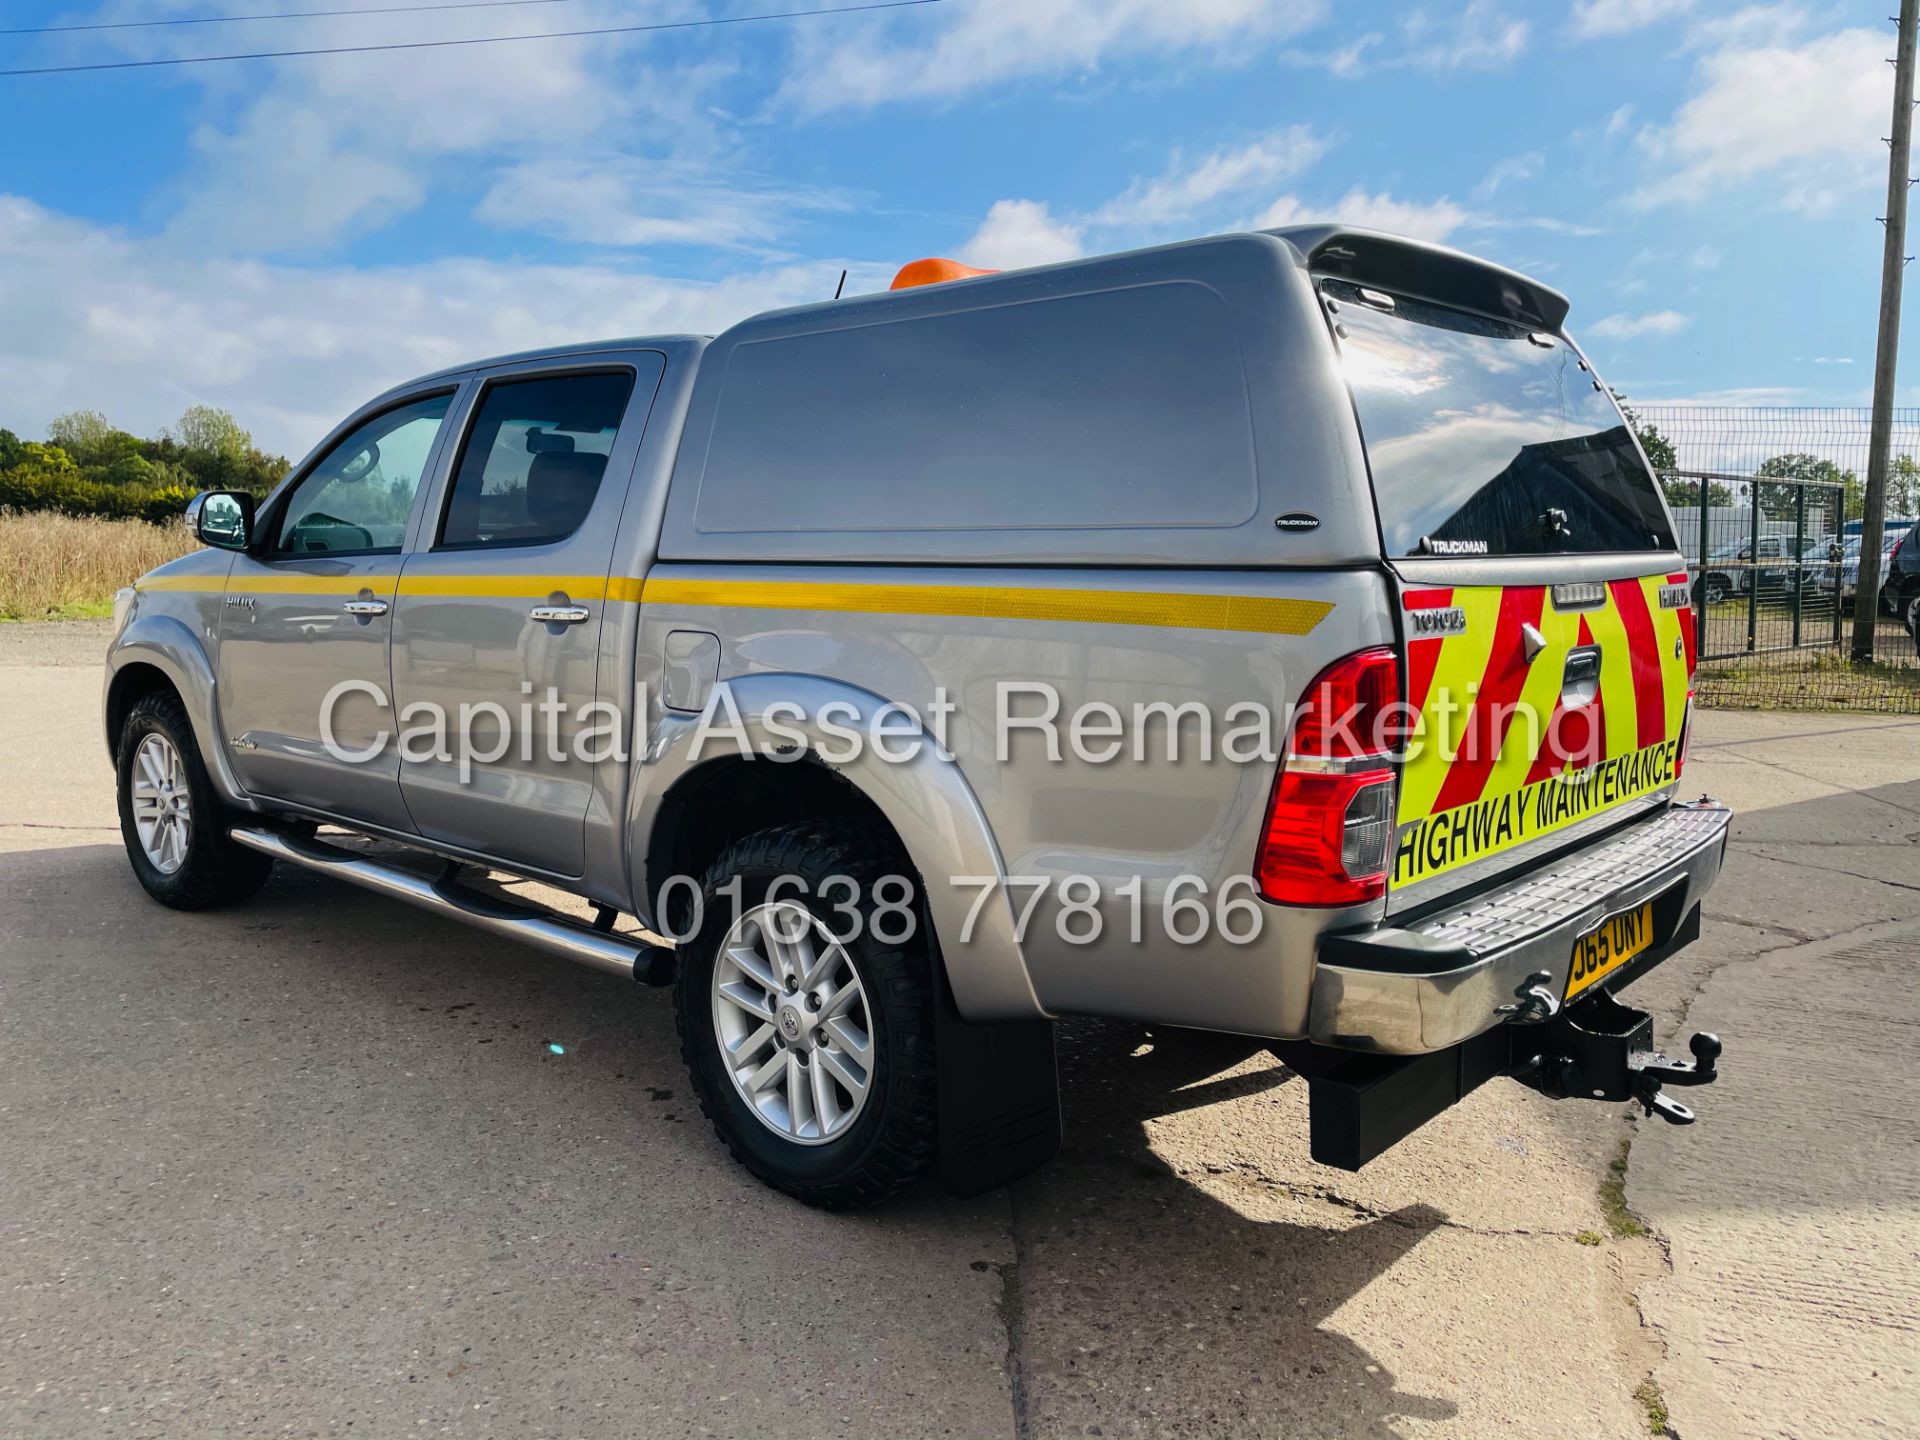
1699 474 1710 643
1792 483 1806 646
1746 484 1761 653
1835 482 1848 648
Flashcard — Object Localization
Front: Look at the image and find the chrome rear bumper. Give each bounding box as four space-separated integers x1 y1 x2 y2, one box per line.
1309 799 1732 1055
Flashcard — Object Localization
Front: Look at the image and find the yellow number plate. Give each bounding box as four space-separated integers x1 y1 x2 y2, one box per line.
1566 902 1655 1000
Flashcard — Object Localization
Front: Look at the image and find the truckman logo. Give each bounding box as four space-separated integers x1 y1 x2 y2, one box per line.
1419 537 1490 555
1406 604 1469 638
1392 739 1681 885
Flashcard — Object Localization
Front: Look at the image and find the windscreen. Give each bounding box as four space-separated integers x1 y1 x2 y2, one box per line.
1326 279 1674 558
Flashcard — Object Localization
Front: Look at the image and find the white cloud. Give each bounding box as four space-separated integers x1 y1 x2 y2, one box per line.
1680 4 1811 52
1602 104 1636 142
778 0 1327 113
960 200 1085 271
1635 25 1890 214
85 3 817 258
475 158 847 251
145 5 646 252
1288 3 1525 75
1089 127 1331 229
1321 31 1384 76
0 194 879 458
1585 310 1692 340
1254 189 1474 243
1399 1 1529 70
1570 0 1690 40
1474 151 1542 199
1689 244 1723 270
165 102 422 253
1812 356 1855 365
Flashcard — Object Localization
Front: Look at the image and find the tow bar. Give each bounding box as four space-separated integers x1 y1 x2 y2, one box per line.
1518 989 1722 1125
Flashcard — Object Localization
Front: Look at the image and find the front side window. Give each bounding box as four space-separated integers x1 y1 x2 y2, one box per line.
439 371 635 548
1327 280 1674 558
275 393 453 555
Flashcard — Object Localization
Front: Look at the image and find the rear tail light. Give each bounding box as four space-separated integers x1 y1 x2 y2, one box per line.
1256 648 1401 907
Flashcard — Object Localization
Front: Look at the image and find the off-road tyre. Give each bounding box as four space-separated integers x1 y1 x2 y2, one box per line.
674 820 938 1209
115 690 274 910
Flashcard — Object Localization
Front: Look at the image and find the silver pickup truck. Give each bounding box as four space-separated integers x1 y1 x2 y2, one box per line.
105 227 1729 1209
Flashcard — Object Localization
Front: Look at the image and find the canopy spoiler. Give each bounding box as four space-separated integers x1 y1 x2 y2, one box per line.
1264 224 1570 332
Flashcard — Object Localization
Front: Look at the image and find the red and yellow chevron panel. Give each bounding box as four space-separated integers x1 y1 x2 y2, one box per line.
1392 575 1691 889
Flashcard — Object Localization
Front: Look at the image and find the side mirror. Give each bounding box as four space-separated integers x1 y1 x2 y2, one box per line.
187 490 254 551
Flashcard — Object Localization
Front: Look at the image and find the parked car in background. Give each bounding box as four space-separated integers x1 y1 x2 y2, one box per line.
1696 535 1809 604
1886 521 1919 638
1696 541 1753 605
1821 532 1904 611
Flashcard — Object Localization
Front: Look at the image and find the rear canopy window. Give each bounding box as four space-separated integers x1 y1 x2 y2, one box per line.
1327 280 1673 558
691 281 1258 533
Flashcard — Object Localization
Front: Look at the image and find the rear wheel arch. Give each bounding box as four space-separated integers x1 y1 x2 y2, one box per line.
644 754 897 936
632 672 1044 1022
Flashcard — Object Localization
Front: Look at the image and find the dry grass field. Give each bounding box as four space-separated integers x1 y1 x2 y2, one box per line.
0 510 197 621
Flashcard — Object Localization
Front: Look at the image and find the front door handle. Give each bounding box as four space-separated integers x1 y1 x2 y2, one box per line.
343 599 390 617
529 604 591 625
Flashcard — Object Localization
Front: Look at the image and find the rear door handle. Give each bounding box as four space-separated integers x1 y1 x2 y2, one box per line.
343 599 390 617
529 604 591 625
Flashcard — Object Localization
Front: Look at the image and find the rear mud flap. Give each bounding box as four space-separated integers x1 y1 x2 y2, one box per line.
934 967 1061 1197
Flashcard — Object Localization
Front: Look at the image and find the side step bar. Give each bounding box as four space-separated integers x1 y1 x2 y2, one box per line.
229 825 674 983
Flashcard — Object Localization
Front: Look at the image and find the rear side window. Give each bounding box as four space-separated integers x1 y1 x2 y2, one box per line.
439 371 635 549
1327 280 1674 557
690 281 1258 533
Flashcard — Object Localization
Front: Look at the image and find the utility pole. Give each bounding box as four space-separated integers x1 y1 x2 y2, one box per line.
1854 0 1918 660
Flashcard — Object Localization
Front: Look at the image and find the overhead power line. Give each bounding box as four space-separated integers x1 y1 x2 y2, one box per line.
0 0 943 75
3 0 614 38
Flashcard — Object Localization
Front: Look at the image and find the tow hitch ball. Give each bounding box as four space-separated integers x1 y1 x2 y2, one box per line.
1625 1033 1722 1124
1519 990 1723 1126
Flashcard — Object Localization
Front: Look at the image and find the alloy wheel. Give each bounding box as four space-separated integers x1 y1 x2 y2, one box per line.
130 732 192 875
710 900 875 1145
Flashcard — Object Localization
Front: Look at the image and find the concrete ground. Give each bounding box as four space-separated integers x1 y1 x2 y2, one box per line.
1 620 1915 1439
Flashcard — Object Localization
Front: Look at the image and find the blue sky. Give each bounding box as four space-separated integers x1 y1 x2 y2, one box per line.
0 0 1899 461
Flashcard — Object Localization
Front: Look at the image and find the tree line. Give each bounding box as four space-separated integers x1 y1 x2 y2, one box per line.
0 408 290 527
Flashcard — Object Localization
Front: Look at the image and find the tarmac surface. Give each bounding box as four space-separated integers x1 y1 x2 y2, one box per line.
2 619 1915 1438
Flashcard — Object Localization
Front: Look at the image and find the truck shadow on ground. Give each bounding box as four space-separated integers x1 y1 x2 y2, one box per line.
5 842 1454 1439
1006 1022 1458 1437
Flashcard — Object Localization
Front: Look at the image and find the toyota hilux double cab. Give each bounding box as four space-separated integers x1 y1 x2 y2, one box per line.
105 227 1728 1209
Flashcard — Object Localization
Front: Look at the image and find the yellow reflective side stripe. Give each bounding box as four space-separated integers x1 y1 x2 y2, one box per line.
133 572 1333 636
136 573 394 596
638 578 1334 636
393 574 609 600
